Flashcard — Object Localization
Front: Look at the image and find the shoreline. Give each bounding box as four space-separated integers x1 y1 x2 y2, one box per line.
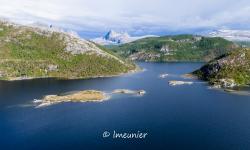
1 65 142 82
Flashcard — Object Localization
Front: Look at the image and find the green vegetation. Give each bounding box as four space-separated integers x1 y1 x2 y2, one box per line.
193 48 250 87
0 22 135 80
109 34 236 62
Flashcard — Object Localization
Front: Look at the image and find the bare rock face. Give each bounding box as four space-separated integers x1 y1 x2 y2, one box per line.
160 45 175 55
47 65 58 72
129 52 161 61
63 34 107 56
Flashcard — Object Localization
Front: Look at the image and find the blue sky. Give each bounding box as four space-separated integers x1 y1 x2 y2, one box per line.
0 0 250 38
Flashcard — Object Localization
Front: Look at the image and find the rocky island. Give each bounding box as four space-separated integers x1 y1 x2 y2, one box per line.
193 48 250 88
35 90 109 107
112 89 146 96
34 89 146 107
0 21 136 81
169 80 193 86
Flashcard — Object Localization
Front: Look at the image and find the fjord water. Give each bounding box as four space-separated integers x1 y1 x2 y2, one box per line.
0 62 250 150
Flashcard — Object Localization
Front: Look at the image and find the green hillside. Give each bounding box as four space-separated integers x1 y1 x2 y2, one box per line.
193 48 250 88
0 22 135 80
109 35 237 62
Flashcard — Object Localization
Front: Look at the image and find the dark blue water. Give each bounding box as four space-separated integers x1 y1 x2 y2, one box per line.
0 62 250 150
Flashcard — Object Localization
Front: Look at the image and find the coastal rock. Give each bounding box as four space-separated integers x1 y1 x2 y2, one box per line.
181 74 197 79
159 74 169 78
218 78 237 88
112 89 146 96
169 80 193 86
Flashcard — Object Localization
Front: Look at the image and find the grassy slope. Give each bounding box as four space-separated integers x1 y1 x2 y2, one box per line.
0 23 135 80
109 34 236 62
193 48 250 86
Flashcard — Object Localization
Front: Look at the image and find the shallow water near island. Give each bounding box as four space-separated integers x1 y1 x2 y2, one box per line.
0 62 250 150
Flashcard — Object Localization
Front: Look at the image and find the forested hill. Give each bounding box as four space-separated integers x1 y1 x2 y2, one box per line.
108 34 237 62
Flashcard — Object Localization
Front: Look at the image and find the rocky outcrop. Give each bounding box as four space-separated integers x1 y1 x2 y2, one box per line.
160 45 175 55
159 74 169 78
47 65 58 72
129 52 161 61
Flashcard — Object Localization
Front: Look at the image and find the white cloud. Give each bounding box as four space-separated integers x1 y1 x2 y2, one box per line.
0 0 250 37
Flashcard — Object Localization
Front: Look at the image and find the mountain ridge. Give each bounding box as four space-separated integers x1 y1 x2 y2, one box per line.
92 30 158 45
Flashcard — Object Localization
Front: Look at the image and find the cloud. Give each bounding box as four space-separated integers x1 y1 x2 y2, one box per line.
0 0 250 37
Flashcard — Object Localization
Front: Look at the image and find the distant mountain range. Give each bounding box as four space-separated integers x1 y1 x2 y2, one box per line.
92 30 158 45
91 29 250 45
207 29 250 41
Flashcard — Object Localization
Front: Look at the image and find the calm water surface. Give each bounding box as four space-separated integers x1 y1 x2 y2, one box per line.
0 62 250 150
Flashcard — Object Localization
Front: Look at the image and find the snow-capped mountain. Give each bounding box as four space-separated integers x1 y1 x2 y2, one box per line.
92 30 158 45
208 29 250 41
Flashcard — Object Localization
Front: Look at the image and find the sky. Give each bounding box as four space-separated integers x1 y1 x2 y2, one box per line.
0 0 250 38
